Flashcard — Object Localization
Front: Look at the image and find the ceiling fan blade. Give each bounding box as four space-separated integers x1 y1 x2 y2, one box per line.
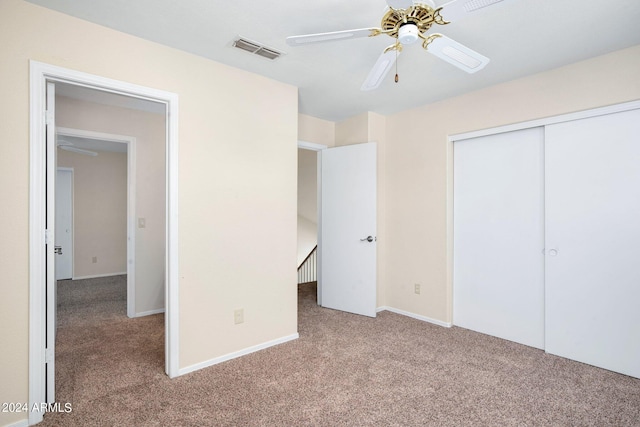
361 48 399 91
386 0 413 10
286 28 380 46
427 35 489 73
439 0 504 22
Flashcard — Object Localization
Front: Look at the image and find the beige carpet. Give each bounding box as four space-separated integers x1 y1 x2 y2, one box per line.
43 276 640 426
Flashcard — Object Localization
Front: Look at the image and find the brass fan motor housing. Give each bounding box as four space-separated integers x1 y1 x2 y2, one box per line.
380 3 448 39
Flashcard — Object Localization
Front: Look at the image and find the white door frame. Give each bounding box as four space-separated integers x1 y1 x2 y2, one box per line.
297 140 327 305
29 61 180 425
57 126 139 317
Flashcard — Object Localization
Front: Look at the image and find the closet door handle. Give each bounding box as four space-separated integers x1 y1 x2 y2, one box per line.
548 249 558 257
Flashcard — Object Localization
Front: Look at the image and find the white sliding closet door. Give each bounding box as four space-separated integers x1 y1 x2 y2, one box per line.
545 109 640 378
454 127 545 349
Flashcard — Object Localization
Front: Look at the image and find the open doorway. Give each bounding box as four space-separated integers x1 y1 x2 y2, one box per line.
29 61 179 425
54 85 166 392
297 141 326 306
297 149 318 278
298 141 378 317
54 86 166 412
55 83 167 319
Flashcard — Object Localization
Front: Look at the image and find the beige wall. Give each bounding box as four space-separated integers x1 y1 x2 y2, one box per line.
298 114 335 147
0 1 297 424
384 44 640 323
56 95 166 314
297 149 317 223
57 150 128 277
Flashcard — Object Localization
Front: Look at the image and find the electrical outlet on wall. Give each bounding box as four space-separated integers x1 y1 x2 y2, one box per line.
92 256 98 264
414 283 421 295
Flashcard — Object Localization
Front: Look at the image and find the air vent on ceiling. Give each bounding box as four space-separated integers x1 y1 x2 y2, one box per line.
232 37 283 60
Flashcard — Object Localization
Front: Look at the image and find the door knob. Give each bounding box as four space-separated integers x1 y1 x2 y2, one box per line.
548 249 558 257
360 236 374 242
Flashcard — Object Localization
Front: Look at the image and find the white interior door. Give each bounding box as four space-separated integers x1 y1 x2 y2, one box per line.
545 109 640 378
453 127 545 349
320 142 377 317
45 81 56 403
55 168 73 280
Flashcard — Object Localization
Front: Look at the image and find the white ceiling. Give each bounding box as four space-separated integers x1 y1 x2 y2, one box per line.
27 0 640 122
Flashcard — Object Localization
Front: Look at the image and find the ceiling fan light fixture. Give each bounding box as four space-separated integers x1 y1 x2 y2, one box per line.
397 24 419 45
288 0 498 90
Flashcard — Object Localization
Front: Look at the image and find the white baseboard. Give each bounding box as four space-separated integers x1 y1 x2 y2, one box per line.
135 308 165 317
178 333 300 377
5 418 28 427
377 306 452 328
73 272 127 280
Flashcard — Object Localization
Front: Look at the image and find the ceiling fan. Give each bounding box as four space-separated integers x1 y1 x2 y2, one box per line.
57 140 98 156
286 0 503 90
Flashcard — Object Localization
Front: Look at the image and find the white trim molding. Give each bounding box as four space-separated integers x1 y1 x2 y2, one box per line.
29 62 47 427
29 61 180 425
135 308 166 317
297 140 327 151
377 306 453 328
178 333 299 376
5 419 29 427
